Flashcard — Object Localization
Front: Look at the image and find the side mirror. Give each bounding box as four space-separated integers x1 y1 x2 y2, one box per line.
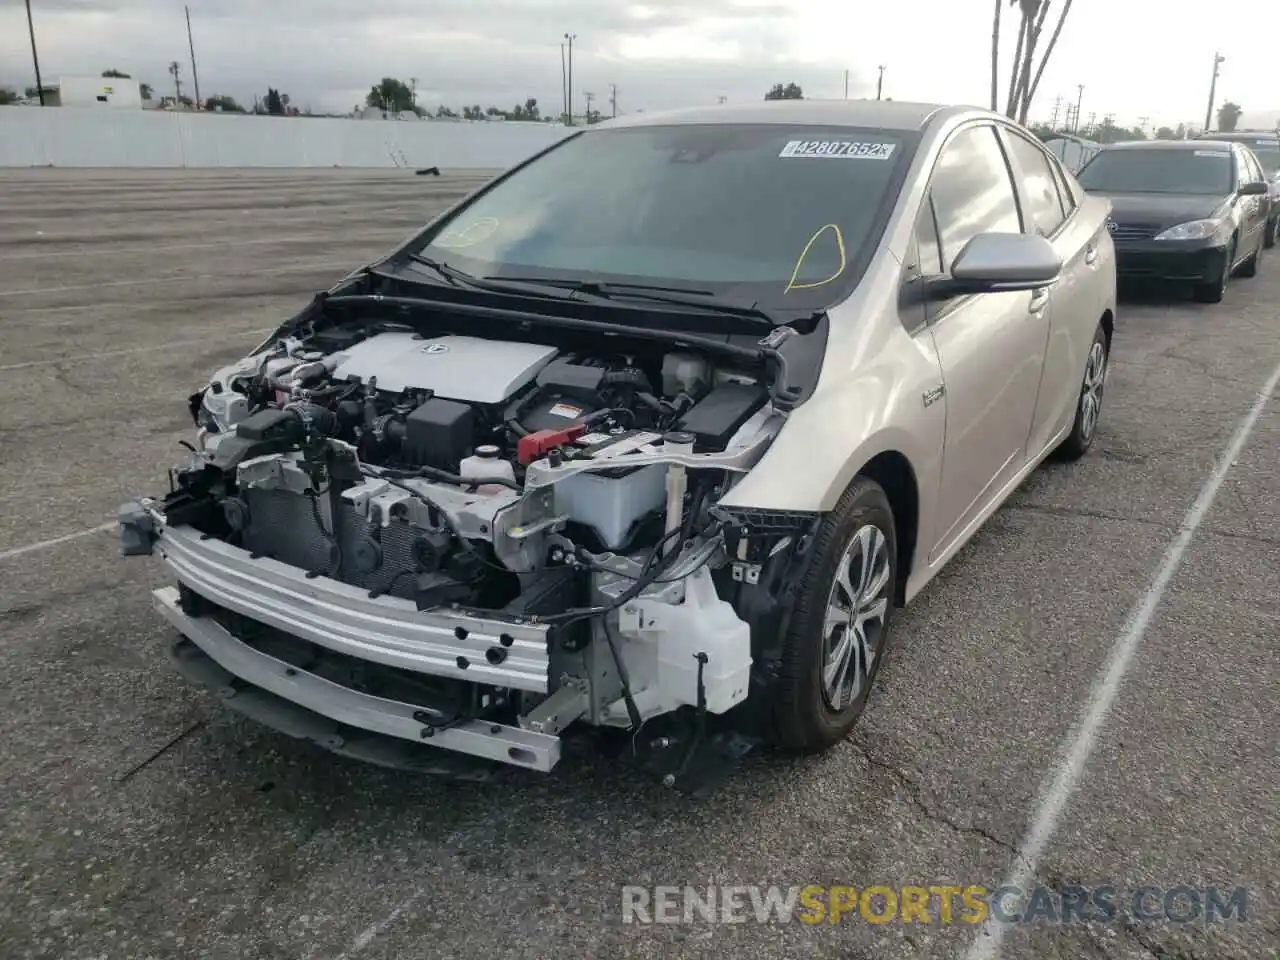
929 232 1062 298
1238 181 1269 196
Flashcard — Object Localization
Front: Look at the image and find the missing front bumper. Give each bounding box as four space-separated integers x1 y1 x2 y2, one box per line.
155 586 566 773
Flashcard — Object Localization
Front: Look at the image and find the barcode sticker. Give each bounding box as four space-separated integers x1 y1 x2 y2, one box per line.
779 140 896 160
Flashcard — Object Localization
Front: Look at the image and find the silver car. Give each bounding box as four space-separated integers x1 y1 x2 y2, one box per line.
120 100 1117 790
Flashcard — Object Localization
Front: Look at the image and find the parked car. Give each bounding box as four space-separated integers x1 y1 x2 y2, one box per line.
119 100 1117 790
1193 131 1280 247
1075 139 1269 302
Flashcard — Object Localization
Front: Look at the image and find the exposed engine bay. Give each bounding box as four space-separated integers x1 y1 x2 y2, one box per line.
121 303 812 786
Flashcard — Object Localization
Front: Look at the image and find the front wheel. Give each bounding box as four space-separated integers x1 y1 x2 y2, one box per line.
1051 322 1109 462
769 477 897 751
1193 241 1234 303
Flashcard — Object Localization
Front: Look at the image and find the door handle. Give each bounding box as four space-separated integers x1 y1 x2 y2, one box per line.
1085 245 1099 266
1028 288 1050 315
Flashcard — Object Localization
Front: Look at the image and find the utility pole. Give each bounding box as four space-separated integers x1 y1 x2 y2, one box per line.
843 69 849 99
1049 95 1063 130
1138 115 1150 136
563 33 576 125
1085 111 1097 136
584 90 595 123
185 6 201 109
24 0 45 106
876 65 886 100
1073 84 1085 134
609 83 617 118
560 44 567 121
169 60 183 106
1204 51 1225 132
410 77 418 113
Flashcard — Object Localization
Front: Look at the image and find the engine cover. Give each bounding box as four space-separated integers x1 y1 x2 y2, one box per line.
330 332 559 403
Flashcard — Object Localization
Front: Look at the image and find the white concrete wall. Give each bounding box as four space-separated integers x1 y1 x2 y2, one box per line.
0 108 574 169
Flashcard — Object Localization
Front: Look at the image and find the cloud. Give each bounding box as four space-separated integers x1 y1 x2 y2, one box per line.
1 0 854 114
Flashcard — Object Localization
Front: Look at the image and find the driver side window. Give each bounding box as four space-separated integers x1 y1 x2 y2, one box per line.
929 124 1023 272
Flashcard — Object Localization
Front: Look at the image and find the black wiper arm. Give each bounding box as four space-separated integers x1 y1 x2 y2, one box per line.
407 255 590 302
491 275 781 325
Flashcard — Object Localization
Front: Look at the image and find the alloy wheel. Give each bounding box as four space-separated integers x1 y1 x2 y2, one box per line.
820 524 892 710
1079 340 1107 442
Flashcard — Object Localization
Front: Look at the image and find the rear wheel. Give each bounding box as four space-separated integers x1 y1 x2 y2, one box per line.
770 477 897 751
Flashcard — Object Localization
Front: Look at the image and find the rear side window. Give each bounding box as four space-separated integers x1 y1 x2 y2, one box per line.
1002 130 1068 236
928 124 1022 271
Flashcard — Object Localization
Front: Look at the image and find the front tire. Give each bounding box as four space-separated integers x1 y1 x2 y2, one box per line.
1193 241 1233 303
1052 322 1109 462
770 477 897 751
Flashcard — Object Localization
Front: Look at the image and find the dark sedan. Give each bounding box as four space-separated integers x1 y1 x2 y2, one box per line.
1193 131 1280 247
1075 140 1269 302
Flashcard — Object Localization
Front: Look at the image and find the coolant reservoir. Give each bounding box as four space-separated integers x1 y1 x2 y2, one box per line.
460 445 516 495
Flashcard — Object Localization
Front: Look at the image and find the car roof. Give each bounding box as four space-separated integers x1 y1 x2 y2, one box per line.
1194 130 1279 140
1100 139 1240 152
597 99 977 133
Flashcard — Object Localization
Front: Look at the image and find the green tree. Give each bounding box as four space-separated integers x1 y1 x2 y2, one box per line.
510 97 540 120
1175 122 1187 139
764 82 803 100
102 69 131 79
366 78 415 114
140 82 154 100
436 105 457 118
993 0 1075 124
1217 101 1242 132
1155 126 1175 140
264 88 285 116
461 105 486 120
204 94 243 112
0 87 18 105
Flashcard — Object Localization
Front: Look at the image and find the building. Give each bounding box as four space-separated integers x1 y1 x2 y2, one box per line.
49 76 144 109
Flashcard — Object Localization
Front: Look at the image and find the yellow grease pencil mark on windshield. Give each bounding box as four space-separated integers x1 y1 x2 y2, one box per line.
784 223 847 293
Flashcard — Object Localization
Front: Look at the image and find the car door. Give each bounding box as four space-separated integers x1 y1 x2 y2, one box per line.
1238 147 1268 249
997 125 1100 461
919 122 1053 563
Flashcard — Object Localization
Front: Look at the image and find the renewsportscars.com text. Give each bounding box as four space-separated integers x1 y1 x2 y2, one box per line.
621 885 1250 926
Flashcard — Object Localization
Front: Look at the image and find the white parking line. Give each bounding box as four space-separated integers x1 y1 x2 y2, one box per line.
965 356 1280 960
0 522 116 564
0 260 353 297
335 891 426 959
0 232 405 262
0 328 273 372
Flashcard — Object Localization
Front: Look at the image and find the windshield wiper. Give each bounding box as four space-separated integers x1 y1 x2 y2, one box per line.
486 275 785 325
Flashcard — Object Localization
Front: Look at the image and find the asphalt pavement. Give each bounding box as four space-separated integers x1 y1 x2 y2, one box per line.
0 169 1276 960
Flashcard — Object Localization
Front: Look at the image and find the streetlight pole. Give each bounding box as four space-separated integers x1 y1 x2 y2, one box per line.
564 33 576 126
844 69 849 100
25 0 45 106
876 65 885 100
1073 84 1084 134
560 44 567 121
1204 52 1225 133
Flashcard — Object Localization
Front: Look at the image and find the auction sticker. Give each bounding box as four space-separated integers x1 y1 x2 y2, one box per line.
779 140 896 159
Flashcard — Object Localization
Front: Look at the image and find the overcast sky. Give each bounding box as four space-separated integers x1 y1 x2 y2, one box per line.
3 0 1277 131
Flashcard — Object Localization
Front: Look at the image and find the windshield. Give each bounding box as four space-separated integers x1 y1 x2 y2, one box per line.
410 123 914 309
1076 148 1233 195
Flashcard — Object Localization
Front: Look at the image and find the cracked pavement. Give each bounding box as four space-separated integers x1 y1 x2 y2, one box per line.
0 169 1276 960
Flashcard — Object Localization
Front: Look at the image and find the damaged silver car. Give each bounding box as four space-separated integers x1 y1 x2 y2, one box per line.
120 100 1116 790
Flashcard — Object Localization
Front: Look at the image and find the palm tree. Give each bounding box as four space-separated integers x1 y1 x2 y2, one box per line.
993 0 1075 124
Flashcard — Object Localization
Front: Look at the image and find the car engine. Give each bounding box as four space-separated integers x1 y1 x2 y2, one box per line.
125 312 789 778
